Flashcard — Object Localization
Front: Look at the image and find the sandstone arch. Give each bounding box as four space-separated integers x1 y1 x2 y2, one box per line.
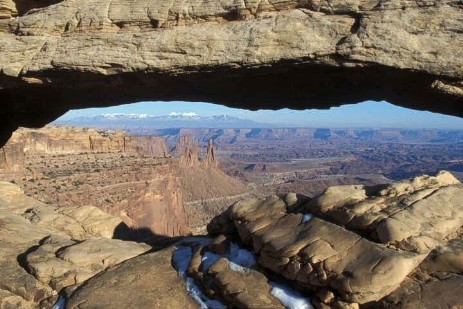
0 0 462 146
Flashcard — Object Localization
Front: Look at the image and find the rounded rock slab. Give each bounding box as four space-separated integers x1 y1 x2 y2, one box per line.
66 246 199 309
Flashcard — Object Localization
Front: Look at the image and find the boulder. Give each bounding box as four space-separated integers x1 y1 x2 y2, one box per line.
208 172 463 305
0 181 150 307
26 236 151 291
304 171 463 253
66 247 198 309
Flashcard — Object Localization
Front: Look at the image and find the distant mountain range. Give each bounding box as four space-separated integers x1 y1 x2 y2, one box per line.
53 113 463 145
54 112 275 129
152 128 463 146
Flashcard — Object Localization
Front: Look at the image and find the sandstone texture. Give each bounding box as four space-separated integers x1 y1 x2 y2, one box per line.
66 247 198 309
0 181 151 307
1 171 463 308
0 126 248 237
0 126 169 170
169 236 291 309
124 174 191 237
0 0 462 147
208 171 463 307
303 171 463 253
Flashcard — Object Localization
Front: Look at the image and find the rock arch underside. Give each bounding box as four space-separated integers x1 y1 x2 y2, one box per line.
0 0 462 146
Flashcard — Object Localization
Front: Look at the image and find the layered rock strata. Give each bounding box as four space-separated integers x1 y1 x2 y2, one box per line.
207 171 463 307
0 126 169 170
1 172 462 308
0 127 249 237
0 181 151 308
302 171 463 253
0 0 462 147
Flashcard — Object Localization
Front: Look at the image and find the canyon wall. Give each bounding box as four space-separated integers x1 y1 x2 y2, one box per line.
0 126 249 237
0 126 169 170
120 175 191 238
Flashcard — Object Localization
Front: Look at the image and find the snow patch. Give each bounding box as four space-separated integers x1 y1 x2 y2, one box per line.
228 261 250 273
174 238 313 309
169 112 200 118
52 295 66 309
100 113 152 119
201 251 222 272
302 213 313 223
228 242 256 268
173 241 226 309
185 277 226 309
271 283 313 309
172 246 193 277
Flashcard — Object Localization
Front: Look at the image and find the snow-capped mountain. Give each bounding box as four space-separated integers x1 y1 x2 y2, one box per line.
97 113 154 119
54 112 275 129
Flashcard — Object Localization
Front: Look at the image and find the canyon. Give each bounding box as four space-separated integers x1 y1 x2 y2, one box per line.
0 165 462 308
0 126 248 237
0 0 462 307
0 124 462 308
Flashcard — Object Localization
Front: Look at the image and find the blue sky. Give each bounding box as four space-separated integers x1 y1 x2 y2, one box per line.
56 100 463 129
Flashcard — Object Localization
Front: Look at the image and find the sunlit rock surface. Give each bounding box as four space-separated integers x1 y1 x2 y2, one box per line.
0 126 169 171
208 171 463 307
1 172 462 308
0 0 462 146
0 181 149 307
66 247 198 309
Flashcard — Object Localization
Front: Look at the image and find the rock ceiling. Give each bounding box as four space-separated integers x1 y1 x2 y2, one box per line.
0 0 462 146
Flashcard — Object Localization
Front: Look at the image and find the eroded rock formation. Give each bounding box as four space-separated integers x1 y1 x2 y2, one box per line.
0 0 462 146
0 181 150 308
122 175 191 237
207 171 463 307
0 126 169 170
1 171 462 308
205 139 217 167
0 126 250 237
177 134 201 167
174 134 248 229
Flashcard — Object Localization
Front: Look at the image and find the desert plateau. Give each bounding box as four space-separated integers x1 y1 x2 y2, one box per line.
0 122 462 308
1 0 462 307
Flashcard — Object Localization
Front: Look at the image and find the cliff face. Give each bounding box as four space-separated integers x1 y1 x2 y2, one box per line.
122 175 191 237
174 135 248 228
176 134 201 167
0 126 250 237
0 126 169 170
0 0 462 147
0 126 192 237
125 136 169 158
